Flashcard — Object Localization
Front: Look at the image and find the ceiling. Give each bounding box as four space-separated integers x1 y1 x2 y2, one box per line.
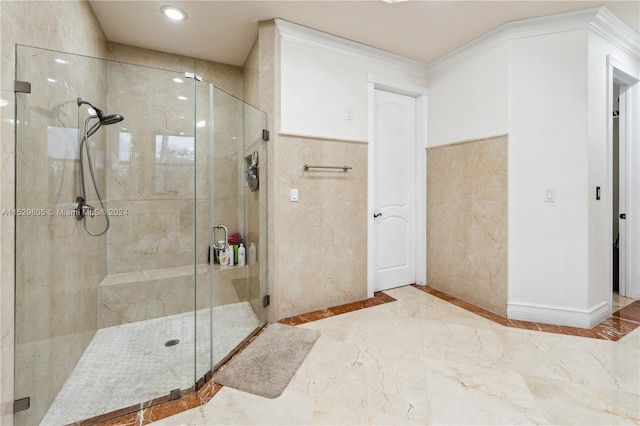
88 1 640 67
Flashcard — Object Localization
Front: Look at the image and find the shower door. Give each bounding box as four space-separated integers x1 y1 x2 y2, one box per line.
14 45 268 425
14 46 201 425
201 86 268 374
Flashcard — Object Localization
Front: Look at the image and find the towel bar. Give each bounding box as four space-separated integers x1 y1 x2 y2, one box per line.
303 165 352 172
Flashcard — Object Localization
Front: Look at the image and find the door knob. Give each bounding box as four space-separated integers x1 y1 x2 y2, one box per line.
374 213 382 218
620 214 626 219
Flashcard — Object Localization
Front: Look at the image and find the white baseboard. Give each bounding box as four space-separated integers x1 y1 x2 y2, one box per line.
507 300 609 329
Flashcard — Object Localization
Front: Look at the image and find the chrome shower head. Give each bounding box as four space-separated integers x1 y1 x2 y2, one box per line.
77 97 124 125
100 114 124 125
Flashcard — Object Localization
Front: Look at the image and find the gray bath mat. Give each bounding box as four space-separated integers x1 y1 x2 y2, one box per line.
213 323 320 398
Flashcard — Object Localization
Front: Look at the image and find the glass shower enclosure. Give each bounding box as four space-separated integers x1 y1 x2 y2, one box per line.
13 45 268 425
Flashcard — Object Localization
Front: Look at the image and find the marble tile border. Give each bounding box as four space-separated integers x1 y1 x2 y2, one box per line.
84 292 396 425
88 382 223 426
612 301 640 324
412 284 640 341
277 291 397 326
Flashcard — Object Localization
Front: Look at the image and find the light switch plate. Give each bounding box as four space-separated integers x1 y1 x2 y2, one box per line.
545 189 555 202
290 188 298 202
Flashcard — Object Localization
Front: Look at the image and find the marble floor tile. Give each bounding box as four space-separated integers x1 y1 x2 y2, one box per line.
613 292 637 311
422 358 549 424
523 373 640 425
158 285 639 425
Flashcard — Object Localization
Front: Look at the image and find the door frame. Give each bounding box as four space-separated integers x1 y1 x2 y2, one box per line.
366 73 427 297
607 55 640 303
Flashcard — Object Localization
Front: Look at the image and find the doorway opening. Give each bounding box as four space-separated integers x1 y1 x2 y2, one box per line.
609 58 639 312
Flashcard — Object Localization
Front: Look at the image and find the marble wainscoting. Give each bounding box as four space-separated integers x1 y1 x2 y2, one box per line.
273 135 368 320
427 135 508 316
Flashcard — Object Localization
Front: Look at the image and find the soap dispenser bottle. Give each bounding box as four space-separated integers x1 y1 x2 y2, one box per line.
219 240 228 266
238 242 246 266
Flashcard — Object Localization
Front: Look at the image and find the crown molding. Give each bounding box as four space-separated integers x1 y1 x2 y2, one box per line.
274 18 429 78
426 6 639 75
275 7 638 80
590 7 640 63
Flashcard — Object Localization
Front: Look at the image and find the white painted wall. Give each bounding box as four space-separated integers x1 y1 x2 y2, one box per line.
427 43 509 147
279 38 427 142
508 30 591 311
277 8 639 327
425 9 639 326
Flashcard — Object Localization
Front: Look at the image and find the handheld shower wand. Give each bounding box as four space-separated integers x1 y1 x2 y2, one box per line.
75 97 124 236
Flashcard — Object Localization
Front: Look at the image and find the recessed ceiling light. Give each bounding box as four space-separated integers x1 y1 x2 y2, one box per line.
161 5 187 21
177 96 188 101
197 121 206 128
173 77 183 83
381 0 408 3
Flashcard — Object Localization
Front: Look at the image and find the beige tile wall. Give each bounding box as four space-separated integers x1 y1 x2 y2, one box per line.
104 46 245 275
248 21 369 321
106 43 244 100
273 135 368 319
427 135 509 316
248 20 279 323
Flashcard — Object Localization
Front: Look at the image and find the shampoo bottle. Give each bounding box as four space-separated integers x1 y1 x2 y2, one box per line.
248 242 256 265
228 244 234 266
238 242 246 266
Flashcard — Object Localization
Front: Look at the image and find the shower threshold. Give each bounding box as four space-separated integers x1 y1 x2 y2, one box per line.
40 302 260 425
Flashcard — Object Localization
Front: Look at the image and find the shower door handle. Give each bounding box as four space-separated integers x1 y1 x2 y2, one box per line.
212 225 228 249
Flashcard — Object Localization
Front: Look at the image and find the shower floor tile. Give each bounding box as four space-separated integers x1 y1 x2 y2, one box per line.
40 302 260 426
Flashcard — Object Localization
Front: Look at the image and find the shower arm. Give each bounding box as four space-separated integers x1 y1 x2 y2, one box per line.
212 225 228 249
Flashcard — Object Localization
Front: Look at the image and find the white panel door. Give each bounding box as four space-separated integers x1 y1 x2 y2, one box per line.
373 89 416 291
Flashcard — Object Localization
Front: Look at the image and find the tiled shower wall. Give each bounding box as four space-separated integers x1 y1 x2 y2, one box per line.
427 135 508 316
105 43 245 275
243 21 278 323
100 44 255 327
